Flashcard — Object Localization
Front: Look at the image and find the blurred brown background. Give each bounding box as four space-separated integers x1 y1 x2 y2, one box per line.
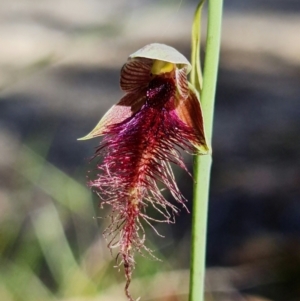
0 0 300 300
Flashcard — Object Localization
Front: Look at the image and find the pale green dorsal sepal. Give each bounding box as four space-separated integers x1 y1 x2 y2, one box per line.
130 43 192 74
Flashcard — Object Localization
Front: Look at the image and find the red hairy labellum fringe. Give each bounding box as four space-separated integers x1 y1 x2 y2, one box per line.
79 43 209 301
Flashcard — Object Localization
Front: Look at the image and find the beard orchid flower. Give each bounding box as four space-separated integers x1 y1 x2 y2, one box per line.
79 43 209 300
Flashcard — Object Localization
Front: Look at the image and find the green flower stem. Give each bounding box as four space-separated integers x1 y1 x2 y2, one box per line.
189 1 223 301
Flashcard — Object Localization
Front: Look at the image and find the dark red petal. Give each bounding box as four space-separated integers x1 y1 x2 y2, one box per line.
174 87 209 154
175 67 189 99
120 57 152 93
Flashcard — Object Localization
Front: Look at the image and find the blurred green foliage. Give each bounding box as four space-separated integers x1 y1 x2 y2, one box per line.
0 138 189 301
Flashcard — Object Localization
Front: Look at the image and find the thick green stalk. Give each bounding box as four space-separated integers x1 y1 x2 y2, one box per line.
189 1 223 301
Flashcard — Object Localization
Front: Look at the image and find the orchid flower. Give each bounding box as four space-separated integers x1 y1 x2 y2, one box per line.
79 43 209 300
